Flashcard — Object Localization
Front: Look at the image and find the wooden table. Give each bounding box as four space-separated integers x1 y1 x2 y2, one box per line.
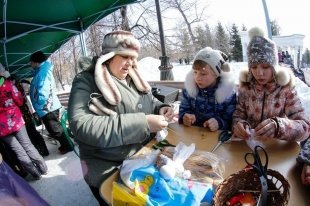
100 123 310 205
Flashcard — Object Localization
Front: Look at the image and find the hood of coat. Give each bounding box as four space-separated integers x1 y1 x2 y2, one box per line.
184 70 236 104
77 55 151 105
239 65 295 88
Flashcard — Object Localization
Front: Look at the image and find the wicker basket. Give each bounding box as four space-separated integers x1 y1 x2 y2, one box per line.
213 167 290 206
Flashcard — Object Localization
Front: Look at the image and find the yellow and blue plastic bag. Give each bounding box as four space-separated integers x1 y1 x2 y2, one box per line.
128 165 213 205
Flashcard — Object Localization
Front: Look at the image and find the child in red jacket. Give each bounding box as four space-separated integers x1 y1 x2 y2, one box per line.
0 63 47 179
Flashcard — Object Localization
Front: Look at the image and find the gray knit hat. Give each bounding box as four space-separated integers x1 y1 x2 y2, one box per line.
193 47 230 77
247 27 278 68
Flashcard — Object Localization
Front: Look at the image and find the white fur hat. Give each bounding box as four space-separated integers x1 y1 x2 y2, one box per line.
0 63 10 78
193 47 230 77
94 30 150 105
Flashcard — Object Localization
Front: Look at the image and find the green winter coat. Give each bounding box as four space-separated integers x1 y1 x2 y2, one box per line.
68 69 166 188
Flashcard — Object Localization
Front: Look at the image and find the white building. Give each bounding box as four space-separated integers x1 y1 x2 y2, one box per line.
240 31 305 68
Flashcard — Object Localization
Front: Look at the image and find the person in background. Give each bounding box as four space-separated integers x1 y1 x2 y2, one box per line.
0 63 47 180
297 137 310 185
178 47 236 131
68 30 174 205
29 51 72 155
232 27 310 141
16 80 49 156
0 152 49 205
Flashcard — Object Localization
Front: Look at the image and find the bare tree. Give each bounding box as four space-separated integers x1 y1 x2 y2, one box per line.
161 0 206 48
69 36 80 75
120 6 130 31
51 49 65 90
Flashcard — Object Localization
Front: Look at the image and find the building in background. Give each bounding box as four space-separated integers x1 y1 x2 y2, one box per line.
240 31 305 68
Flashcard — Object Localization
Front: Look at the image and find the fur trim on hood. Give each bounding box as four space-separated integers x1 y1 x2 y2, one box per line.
184 70 235 104
239 65 295 87
77 54 151 106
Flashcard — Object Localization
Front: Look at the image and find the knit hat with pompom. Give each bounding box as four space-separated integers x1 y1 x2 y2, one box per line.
247 27 278 68
239 27 293 87
193 47 230 77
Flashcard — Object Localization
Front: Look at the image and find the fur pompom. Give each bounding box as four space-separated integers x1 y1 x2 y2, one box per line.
248 27 265 40
78 56 92 71
239 69 250 83
275 67 294 87
221 62 230 72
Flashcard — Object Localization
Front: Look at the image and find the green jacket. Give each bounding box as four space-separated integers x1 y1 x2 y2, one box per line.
68 69 166 187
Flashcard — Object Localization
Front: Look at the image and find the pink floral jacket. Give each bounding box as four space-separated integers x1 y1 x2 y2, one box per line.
233 71 310 141
0 79 24 137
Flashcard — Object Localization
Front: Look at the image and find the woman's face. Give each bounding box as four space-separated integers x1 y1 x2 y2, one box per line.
250 63 274 85
108 55 134 80
193 64 217 89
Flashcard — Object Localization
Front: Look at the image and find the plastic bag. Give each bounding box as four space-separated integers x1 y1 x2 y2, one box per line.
130 165 213 206
120 150 160 189
246 129 265 151
112 182 145 206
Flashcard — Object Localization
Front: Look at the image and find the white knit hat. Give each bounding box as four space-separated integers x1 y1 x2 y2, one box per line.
193 47 230 77
0 63 10 78
94 30 150 105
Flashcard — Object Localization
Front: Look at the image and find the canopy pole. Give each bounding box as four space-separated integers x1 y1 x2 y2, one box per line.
79 19 88 56
155 0 174 80
261 0 272 39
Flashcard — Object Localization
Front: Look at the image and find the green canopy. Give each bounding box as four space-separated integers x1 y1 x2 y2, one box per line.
0 0 143 79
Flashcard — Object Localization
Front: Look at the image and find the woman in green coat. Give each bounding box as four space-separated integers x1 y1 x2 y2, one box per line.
68 30 174 205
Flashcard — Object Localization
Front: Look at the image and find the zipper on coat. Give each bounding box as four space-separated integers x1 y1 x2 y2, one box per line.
260 92 266 122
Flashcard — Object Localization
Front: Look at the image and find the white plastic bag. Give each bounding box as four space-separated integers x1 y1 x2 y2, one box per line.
120 150 160 189
246 129 265 151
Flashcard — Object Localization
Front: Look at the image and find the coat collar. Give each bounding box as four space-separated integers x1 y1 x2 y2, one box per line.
184 70 235 104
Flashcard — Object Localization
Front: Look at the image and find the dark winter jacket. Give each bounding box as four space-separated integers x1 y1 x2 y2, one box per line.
68 61 168 187
179 71 236 130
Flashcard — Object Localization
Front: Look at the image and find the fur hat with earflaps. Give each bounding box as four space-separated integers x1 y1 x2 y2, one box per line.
94 30 151 106
193 47 230 77
240 27 294 87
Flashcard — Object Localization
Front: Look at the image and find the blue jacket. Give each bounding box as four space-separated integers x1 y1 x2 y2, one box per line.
30 61 62 117
179 71 236 130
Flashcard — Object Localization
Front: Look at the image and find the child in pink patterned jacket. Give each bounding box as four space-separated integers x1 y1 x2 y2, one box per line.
0 63 47 180
232 27 310 142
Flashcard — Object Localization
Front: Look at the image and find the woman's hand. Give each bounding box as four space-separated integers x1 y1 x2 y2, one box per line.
182 113 196 127
159 106 174 122
203 118 219 131
254 118 277 140
301 164 310 185
233 122 250 139
146 114 168 133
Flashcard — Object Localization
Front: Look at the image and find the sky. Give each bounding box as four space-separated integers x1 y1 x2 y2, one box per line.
206 0 310 50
